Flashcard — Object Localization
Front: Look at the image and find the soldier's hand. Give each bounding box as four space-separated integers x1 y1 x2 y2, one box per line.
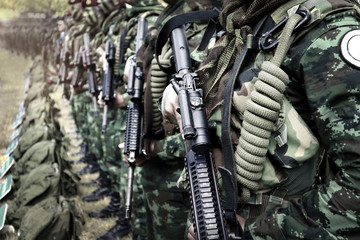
97 91 105 108
118 142 147 166
68 70 74 80
97 90 125 109
113 90 127 108
118 143 128 163
123 56 134 84
187 224 195 240
161 84 183 134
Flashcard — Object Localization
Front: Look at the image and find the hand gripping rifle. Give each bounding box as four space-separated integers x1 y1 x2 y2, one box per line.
69 45 84 101
123 17 148 220
170 26 228 240
83 33 99 117
101 25 116 133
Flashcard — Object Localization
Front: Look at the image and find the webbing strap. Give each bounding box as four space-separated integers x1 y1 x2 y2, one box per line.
198 16 219 51
118 19 138 78
155 9 220 73
118 28 127 77
218 15 268 237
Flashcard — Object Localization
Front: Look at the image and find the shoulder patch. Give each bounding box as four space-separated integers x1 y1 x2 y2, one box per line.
340 29 360 69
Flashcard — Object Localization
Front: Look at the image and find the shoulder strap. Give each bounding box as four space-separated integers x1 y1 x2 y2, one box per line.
155 9 220 73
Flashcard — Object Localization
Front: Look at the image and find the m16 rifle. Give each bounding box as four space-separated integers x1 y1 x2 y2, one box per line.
167 26 228 240
69 45 84 101
57 33 70 98
123 17 148 220
101 25 115 133
83 33 99 117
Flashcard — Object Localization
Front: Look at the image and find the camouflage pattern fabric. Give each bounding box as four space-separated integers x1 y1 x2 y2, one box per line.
72 91 91 145
131 167 147 240
86 96 103 162
245 4 360 239
136 0 221 238
141 134 189 240
193 0 360 238
143 188 189 240
100 107 123 192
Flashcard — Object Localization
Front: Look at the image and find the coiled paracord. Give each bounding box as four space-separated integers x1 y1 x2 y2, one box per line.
150 48 172 131
114 35 132 77
235 13 303 202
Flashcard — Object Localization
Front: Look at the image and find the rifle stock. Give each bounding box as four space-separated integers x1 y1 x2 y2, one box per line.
170 26 228 240
123 17 148 220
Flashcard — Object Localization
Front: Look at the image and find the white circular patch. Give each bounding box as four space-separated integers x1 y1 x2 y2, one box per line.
340 29 360 68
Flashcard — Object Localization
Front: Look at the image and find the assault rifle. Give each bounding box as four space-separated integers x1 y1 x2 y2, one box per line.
123 17 148 220
83 33 99 117
169 26 228 240
57 33 70 98
69 45 84 101
101 25 116 133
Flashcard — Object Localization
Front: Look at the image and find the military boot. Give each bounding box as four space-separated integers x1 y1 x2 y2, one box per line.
77 154 100 175
82 169 106 187
82 186 113 202
81 178 99 187
77 164 100 175
82 176 113 202
97 209 131 240
88 191 122 218
71 149 94 164
72 146 86 156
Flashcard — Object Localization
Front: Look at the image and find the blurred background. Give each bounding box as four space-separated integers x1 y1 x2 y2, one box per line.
0 0 69 155
0 2 125 239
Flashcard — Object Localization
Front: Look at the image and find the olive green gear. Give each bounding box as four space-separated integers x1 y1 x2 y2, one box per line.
83 7 98 26
150 47 172 132
71 4 83 22
235 13 303 202
98 0 118 15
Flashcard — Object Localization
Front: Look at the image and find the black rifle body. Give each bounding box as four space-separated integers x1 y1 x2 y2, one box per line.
123 17 148 220
170 26 228 240
57 34 70 97
83 33 99 117
101 27 116 133
69 45 84 101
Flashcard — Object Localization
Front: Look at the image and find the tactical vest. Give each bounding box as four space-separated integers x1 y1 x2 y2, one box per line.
229 0 359 218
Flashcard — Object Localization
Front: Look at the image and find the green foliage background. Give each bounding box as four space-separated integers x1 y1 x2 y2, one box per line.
0 0 70 16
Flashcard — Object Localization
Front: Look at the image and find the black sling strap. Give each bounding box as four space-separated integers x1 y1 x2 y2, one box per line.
155 9 220 73
218 15 267 238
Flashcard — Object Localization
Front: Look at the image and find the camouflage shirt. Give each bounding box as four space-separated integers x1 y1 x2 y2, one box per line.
242 2 360 240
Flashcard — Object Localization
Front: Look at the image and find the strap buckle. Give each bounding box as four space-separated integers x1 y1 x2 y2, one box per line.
260 9 310 51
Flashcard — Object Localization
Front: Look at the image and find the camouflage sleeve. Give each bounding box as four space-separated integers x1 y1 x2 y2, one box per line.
152 133 186 161
246 14 360 239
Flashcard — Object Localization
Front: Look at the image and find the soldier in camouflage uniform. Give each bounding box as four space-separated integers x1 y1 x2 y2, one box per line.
81 0 123 210
159 0 360 239
124 0 224 239
94 1 165 239
79 1 115 204
64 0 101 179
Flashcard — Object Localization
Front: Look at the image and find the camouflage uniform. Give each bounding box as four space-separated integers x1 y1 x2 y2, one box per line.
99 2 163 239
194 0 360 239
138 0 222 239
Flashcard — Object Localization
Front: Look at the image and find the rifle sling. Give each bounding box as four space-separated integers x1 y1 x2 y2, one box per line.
155 9 220 73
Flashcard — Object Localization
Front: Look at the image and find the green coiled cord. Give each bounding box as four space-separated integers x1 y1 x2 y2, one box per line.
235 13 303 202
